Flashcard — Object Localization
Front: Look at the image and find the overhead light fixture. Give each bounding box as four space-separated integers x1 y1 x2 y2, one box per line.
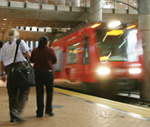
108 20 121 28
126 25 136 29
3 18 7 21
91 23 101 28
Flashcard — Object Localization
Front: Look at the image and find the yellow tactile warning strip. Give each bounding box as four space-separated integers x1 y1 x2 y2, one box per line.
54 88 150 119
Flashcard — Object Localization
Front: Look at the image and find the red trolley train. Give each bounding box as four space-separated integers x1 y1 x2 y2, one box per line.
52 22 144 98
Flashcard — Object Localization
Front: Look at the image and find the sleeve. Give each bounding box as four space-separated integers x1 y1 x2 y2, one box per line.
0 47 4 62
20 40 30 53
51 48 57 64
30 49 35 63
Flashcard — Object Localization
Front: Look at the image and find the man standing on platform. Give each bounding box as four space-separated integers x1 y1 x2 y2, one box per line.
0 28 31 122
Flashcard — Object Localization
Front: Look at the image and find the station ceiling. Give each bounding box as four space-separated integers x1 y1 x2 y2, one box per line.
0 6 87 42
0 4 138 42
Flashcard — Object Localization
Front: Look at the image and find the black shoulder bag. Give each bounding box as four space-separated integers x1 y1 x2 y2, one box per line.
11 39 36 88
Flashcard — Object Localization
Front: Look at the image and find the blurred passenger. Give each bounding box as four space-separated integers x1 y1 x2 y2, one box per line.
0 28 31 122
30 36 57 117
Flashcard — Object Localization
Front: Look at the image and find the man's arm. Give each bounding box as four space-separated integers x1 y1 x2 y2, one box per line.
25 50 31 60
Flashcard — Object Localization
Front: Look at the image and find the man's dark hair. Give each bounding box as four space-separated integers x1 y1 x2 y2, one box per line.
38 36 49 49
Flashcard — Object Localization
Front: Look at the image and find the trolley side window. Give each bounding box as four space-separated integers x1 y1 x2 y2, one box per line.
83 35 89 64
53 48 64 72
67 42 80 64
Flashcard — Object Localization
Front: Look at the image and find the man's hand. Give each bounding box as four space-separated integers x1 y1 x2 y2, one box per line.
1 75 6 82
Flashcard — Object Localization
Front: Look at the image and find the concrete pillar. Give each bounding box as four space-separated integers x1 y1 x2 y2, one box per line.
90 0 103 22
138 0 150 99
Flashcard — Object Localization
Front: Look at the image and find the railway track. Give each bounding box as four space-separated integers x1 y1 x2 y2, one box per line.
115 93 150 108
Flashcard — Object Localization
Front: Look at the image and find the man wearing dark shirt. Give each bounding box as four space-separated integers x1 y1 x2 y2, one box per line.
30 36 57 117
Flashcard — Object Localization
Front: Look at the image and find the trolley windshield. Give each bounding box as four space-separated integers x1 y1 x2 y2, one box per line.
95 27 141 62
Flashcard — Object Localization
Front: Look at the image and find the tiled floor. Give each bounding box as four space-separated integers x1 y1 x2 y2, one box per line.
0 87 149 127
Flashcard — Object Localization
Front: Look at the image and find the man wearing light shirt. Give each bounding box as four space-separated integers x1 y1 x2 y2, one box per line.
0 28 31 122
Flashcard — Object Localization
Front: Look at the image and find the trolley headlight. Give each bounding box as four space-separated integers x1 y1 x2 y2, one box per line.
96 67 111 75
129 68 142 74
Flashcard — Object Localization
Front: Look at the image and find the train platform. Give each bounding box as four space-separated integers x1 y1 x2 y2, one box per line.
0 82 150 127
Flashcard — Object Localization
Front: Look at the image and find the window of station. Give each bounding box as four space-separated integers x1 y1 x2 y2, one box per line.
39 27 45 32
83 35 89 64
32 27 37 32
35 41 39 48
26 41 39 51
67 42 80 64
20 26 24 30
30 41 33 50
46 27 52 32
26 27 30 31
